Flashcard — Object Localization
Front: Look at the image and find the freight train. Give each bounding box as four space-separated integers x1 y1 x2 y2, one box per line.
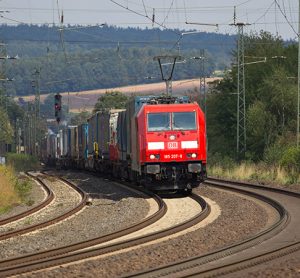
42 95 207 193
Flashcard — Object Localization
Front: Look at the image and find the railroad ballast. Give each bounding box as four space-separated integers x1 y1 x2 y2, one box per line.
43 95 207 193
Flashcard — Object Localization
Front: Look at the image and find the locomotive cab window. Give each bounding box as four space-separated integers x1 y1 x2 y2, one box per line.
148 113 171 131
172 112 196 130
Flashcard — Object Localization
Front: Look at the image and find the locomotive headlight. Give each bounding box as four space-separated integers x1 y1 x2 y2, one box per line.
169 135 176 140
187 153 197 158
150 154 160 160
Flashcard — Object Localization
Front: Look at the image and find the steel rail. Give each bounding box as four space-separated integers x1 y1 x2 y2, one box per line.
0 172 88 241
0 189 209 277
0 173 167 274
0 172 54 226
126 178 299 278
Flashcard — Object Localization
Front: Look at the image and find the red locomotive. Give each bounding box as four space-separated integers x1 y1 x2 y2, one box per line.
114 96 207 193
48 95 207 194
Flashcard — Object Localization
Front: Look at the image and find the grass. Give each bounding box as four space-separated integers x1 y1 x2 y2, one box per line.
6 153 39 172
0 165 21 214
209 162 300 186
0 165 33 215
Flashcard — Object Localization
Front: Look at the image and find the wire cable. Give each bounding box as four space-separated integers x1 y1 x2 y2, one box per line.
274 0 298 36
252 1 274 24
236 0 254 7
161 0 175 26
141 0 148 17
109 0 181 35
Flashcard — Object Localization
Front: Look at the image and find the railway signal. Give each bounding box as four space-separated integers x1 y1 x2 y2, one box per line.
54 94 62 124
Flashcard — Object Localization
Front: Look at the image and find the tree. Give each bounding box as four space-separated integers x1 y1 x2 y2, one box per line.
0 108 13 143
93 91 128 112
207 31 298 162
206 76 237 157
247 101 276 159
70 111 91 125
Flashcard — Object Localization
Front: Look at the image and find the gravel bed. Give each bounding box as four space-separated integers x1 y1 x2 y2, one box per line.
0 174 46 221
24 183 270 278
0 171 149 259
244 249 300 278
210 176 300 193
0 177 81 235
262 182 300 192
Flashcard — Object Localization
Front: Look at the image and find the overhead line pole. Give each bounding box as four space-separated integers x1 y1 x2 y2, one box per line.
32 68 41 156
297 0 300 148
231 22 250 160
237 23 246 159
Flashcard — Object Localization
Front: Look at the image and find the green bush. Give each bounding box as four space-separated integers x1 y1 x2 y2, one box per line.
6 153 39 172
263 144 286 166
279 146 300 172
208 153 236 170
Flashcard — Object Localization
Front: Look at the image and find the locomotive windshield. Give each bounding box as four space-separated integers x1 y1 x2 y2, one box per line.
147 111 196 131
172 112 196 130
148 113 171 131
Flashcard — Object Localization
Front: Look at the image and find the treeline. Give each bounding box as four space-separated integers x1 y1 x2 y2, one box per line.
0 24 234 97
6 47 218 97
0 24 235 56
207 31 300 171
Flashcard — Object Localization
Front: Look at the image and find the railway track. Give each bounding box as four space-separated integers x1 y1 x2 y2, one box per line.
126 178 300 277
0 173 210 277
0 172 54 226
0 172 87 241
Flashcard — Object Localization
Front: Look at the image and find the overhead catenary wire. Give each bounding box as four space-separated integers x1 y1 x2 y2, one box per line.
161 0 175 26
274 0 298 36
252 1 275 24
109 0 181 35
141 0 148 17
236 0 252 6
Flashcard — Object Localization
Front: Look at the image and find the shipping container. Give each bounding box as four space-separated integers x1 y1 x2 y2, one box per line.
67 126 78 159
47 133 57 159
87 113 98 156
62 128 68 157
78 123 88 159
98 109 124 160
57 130 63 158
117 110 127 161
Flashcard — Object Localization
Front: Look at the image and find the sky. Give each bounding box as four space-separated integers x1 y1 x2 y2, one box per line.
0 0 299 40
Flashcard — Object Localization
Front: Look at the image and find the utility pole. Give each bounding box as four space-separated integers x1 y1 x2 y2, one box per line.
297 0 300 147
0 42 18 154
229 6 250 159
230 6 250 159
25 103 33 155
33 68 41 120
235 22 248 159
191 50 206 116
191 50 207 157
32 68 41 156
0 42 7 110
0 43 18 110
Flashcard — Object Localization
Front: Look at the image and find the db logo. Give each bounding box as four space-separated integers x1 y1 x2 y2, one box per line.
168 142 178 149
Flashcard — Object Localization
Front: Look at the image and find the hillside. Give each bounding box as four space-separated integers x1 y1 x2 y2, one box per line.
1 25 234 97
19 78 221 112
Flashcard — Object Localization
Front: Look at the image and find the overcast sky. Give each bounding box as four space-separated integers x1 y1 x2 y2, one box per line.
0 0 298 40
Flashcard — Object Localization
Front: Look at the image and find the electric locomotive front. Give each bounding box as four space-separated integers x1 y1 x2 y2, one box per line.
133 100 207 192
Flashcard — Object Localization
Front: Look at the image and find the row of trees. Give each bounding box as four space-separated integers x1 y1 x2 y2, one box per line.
6 47 218 98
0 24 235 98
206 31 300 169
0 92 24 155
1 24 234 58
